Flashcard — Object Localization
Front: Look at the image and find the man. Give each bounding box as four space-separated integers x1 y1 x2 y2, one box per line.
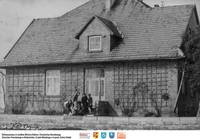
72 88 81 115
81 93 88 115
88 94 93 113
73 88 80 102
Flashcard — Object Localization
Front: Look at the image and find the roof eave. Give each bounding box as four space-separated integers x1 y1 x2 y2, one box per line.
0 56 185 68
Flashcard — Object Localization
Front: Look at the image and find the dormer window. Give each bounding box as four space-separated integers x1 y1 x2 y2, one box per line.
75 16 122 54
88 35 102 52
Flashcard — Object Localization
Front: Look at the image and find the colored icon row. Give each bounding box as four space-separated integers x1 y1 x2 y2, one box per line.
80 131 126 139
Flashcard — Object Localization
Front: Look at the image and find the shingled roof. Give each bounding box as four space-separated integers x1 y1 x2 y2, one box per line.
0 0 198 67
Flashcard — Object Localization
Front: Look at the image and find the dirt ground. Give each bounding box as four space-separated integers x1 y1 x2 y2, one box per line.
0 114 200 130
0 114 80 130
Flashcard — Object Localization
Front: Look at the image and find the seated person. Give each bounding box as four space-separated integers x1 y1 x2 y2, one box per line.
63 99 73 115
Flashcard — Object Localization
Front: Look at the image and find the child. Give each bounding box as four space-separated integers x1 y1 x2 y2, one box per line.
63 99 73 115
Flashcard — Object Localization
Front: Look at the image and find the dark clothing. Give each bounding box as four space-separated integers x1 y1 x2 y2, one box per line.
73 94 79 102
81 95 88 114
88 96 93 113
82 96 88 105
88 97 93 108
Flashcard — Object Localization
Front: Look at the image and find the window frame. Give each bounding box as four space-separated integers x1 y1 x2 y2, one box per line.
88 35 102 52
45 69 61 97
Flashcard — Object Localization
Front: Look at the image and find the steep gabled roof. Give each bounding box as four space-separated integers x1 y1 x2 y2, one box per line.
0 0 198 67
75 16 122 39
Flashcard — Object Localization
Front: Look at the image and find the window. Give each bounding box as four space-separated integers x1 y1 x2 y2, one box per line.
46 70 60 96
85 69 105 103
88 36 102 51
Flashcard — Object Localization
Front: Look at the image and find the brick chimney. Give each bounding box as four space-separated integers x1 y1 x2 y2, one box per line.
105 0 116 12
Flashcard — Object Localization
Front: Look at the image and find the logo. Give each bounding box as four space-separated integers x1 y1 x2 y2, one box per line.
79 133 90 139
101 132 107 139
93 132 99 139
109 132 115 139
117 132 126 139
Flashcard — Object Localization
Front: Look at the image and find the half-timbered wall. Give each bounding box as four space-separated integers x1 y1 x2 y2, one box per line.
5 60 178 116
113 61 178 116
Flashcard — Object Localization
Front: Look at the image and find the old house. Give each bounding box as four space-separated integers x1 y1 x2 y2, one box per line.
0 0 199 116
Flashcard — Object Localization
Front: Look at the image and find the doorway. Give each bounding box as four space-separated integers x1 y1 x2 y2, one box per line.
85 68 105 106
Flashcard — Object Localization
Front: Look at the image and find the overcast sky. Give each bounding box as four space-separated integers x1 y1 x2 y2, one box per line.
0 0 199 61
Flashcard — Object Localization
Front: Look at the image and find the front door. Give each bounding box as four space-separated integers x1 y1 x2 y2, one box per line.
85 68 105 106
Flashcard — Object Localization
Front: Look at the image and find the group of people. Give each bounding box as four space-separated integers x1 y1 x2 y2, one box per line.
63 88 93 116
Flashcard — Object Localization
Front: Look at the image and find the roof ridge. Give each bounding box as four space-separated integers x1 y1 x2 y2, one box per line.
31 0 152 21
32 0 93 21
60 0 93 18
155 4 195 8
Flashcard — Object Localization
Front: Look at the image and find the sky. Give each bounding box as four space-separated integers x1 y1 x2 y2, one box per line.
0 0 199 61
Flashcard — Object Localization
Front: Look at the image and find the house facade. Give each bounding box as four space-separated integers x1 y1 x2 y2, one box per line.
0 0 199 116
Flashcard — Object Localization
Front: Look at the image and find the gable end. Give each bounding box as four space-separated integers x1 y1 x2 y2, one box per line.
75 16 122 39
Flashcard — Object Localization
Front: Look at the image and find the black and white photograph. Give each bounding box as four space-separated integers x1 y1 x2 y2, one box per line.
0 0 200 131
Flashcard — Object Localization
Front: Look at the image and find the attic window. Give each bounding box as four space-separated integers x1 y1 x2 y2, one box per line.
88 36 102 52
